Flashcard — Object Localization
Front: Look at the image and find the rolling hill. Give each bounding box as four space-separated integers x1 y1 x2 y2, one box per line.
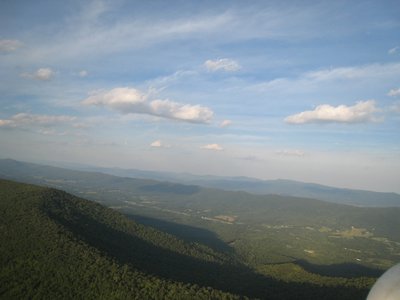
0 179 376 299
1 159 399 299
55 161 400 207
0 179 243 299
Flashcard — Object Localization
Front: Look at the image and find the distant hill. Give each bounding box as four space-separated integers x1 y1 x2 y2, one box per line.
63 162 400 207
2 158 400 207
1 159 400 242
1 158 399 258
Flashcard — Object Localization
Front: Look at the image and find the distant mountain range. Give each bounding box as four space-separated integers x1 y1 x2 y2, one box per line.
1 158 400 207
61 161 400 207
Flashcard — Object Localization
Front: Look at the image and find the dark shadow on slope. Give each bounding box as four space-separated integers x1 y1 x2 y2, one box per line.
295 259 384 278
42 196 371 300
127 214 233 253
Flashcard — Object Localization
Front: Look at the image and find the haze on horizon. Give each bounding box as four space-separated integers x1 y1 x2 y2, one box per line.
1 0 399 193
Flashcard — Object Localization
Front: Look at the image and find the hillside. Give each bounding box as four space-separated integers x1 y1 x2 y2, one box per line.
2 160 399 298
1 160 399 266
0 179 378 299
1 159 399 240
0 179 245 299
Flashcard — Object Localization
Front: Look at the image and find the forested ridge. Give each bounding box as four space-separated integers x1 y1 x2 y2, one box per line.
0 179 377 299
0 179 240 299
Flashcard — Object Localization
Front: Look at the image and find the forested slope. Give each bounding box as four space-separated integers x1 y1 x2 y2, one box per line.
0 179 374 299
0 179 239 299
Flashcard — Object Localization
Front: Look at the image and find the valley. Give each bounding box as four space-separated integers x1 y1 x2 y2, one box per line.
1 159 399 299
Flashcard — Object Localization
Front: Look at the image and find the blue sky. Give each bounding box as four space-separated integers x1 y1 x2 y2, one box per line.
1 0 400 192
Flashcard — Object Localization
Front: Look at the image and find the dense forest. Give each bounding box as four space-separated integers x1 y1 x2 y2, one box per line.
0 179 377 299
0 179 243 299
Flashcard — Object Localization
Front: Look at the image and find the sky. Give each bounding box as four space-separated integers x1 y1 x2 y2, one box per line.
1 0 400 193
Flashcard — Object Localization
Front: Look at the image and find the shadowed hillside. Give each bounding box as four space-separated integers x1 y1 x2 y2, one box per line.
0 179 375 299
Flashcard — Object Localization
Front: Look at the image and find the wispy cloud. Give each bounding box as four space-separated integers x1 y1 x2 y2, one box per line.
82 87 213 123
20 68 55 81
304 63 400 81
205 58 241 72
17 4 345 65
275 149 305 157
0 113 76 127
388 88 400 97
220 120 232 127
24 10 233 63
150 140 170 148
255 62 400 92
0 120 14 127
201 143 224 151
79 70 88 77
0 39 23 52
388 46 399 55
285 100 380 124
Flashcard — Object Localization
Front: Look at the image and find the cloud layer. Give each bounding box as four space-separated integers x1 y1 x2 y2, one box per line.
82 87 213 123
285 100 379 124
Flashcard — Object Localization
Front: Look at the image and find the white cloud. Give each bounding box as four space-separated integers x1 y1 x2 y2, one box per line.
150 140 170 148
204 58 241 72
0 39 23 52
275 149 305 157
0 120 14 127
388 46 399 55
21 68 55 80
82 87 213 123
388 88 400 97
79 70 88 77
150 140 162 147
201 144 224 151
83 87 147 109
285 100 380 124
0 113 76 127
220 120 232 127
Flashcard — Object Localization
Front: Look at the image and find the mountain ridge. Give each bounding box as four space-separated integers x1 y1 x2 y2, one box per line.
3 158 399 207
